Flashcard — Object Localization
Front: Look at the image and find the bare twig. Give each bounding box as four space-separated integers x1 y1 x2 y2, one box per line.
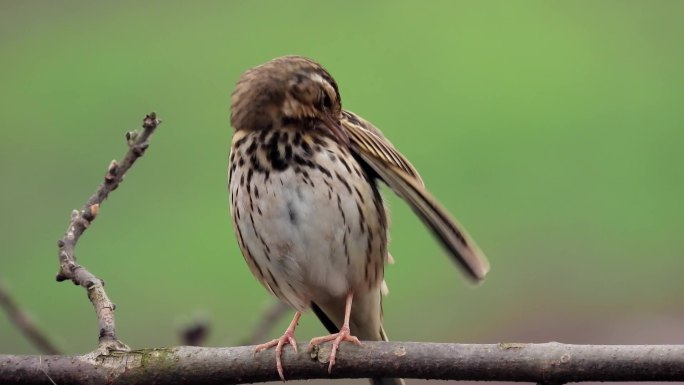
55 112 161 355
0 279 60 355
2 342 684 384
242 300 290 345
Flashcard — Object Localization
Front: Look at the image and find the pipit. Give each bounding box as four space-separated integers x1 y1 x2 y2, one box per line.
228 56 489 384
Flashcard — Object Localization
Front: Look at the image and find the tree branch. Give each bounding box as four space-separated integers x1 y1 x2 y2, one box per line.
55 112 161 355
0 279 60 355
2 342 684 384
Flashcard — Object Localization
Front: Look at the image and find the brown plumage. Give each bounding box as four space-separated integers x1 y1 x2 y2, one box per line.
228 55 489 384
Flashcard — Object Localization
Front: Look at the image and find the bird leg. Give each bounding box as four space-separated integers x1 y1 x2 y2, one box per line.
308 292 361 373
255 310 301 381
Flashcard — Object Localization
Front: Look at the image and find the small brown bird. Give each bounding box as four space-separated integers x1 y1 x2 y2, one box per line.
228 56 489 384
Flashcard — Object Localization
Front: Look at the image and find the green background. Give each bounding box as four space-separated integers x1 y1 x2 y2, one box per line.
1 1 683 383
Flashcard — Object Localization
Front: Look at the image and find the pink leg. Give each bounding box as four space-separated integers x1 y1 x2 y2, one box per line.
308 292 361 373
255 311 301 381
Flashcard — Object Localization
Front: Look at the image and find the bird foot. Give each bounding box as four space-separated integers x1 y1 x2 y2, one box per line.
308 326 361 373
255 330 298 381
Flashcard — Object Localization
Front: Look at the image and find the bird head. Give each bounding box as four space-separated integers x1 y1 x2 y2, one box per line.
230 56 348 144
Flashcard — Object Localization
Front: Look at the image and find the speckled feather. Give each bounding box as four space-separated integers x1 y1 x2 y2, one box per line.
229 126 387 314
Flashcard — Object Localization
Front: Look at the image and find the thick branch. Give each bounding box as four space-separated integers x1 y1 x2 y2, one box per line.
2 342 684 384
0 279 60 355
55 113 161 354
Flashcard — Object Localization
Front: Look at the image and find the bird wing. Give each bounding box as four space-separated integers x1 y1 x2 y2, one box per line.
340 110 490 281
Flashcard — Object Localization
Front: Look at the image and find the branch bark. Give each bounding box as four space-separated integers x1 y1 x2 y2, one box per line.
2 342 684 384
55 112 161 355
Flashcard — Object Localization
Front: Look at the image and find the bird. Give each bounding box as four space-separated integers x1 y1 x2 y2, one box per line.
228 55 489 384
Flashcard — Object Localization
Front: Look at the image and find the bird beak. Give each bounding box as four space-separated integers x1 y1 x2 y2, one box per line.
322 114 350 146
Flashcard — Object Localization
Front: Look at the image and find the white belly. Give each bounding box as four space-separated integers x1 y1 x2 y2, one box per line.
229 143 387 311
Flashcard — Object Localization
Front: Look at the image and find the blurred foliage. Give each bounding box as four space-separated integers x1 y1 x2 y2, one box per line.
1 1 683 372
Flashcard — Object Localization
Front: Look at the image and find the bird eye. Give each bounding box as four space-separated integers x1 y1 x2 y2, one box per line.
321 92 333 109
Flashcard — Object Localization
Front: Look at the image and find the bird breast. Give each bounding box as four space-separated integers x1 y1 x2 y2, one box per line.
229 127 388 311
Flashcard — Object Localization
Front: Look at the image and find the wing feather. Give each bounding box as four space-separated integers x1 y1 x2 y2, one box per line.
342 111 422 183
341 110 490 281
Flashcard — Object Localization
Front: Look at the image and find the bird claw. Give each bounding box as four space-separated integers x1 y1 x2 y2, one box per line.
308 326 361 373
255 331 298 381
